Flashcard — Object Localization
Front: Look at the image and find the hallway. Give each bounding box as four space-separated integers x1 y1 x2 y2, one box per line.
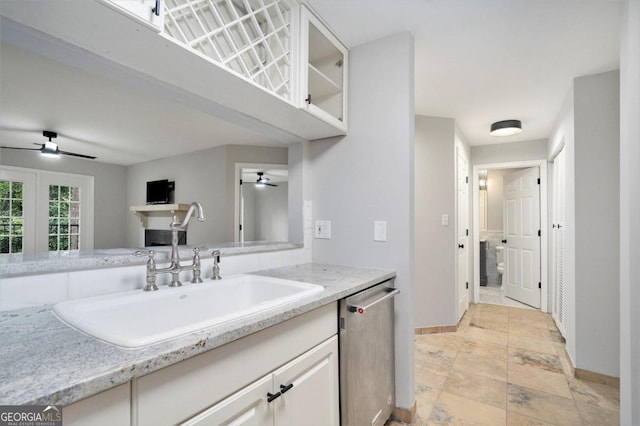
395 304 619 425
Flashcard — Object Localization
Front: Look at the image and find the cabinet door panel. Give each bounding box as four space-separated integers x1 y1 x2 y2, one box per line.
180 375 272 426
273 336 338 426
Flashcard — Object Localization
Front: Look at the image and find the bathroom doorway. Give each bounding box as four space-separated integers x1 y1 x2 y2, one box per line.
472 160 548 312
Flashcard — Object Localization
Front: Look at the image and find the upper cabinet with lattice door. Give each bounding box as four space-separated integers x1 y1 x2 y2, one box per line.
0 0 348 140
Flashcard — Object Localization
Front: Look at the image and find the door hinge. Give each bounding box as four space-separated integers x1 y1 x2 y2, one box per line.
239 179 243 185
239 224 242 231
537 178 540 185
538 229 541 237
538 282 542 289
305 94 311 104
466 282 469 289
466 229 469 236
465 176 469 184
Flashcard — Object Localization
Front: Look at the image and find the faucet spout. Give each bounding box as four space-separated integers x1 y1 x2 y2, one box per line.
171 201 206 231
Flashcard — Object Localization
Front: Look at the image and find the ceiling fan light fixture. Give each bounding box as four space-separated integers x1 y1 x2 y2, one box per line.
40 141 60 158
490 119 522 137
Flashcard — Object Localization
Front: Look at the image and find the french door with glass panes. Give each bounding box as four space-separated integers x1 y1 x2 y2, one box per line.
0 166 93 254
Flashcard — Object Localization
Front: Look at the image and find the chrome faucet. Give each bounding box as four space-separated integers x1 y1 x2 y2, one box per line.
135 202 207 290
211 250 222 280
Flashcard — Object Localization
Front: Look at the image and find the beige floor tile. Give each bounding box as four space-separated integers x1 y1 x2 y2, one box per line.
508 334 557 355
452 351 507 381
416 344 456 375
415 387 439 421
427 391 506 425
470 316 509 333
507 383 582 425
443 369 507 409
508 323 552 340
508 347 563 373
416 333 463 352
465 325 509 346
415 364 448 391
509 315 548 330
459 339 509 362
508 363 573 398
568 377 620 412
506 412 555 425
576 401 620 426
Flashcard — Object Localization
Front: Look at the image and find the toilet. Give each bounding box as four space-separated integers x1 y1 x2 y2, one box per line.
495 245 505 287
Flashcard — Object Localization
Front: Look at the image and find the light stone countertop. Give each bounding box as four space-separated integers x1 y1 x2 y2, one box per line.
0 263 395 406
0 241 302 278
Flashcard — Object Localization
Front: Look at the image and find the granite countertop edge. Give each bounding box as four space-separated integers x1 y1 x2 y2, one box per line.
0 242 303 278
0 263 395 406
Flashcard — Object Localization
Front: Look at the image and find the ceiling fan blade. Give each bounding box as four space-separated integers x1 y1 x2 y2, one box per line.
59 150 97 160
1 146 40 151
265 183 278 187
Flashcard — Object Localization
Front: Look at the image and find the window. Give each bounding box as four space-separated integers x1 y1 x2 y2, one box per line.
48 184 81 251
0 166 93 254
0 180 24 253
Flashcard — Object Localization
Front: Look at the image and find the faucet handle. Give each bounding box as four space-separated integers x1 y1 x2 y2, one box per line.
134 250 158 291
134 249 155 260
193 246 208 255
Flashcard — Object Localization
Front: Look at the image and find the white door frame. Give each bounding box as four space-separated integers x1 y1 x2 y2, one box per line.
472 160 548 313
234 163 288 242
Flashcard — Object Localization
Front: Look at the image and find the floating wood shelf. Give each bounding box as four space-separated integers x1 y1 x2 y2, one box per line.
130 204 190 228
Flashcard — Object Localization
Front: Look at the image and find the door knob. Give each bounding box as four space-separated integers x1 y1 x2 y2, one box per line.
458 244 464 249
501 239 507 244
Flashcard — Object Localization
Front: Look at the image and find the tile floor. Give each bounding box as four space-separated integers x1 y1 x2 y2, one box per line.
479 283 534 310
390 303 620 425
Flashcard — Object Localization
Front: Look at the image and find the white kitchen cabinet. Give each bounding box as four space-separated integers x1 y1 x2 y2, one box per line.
180 336 338 426
181 374 273 426
63 383 130 426
1 1 349 140
298 6 348 133
98 0 164 31
135 303 337 425
273 335 339 426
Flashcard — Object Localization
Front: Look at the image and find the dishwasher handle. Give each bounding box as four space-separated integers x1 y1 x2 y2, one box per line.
347 288 400 314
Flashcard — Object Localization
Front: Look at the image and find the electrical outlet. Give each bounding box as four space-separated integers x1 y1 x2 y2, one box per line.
315 220 331 239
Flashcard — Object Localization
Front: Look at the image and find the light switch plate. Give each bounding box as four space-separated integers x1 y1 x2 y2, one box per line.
315 220 331 239
441 214 449 226
374 221 387 242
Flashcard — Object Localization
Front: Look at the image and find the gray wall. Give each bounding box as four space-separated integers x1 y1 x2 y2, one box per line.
471 139 548 165
224 145 288 241
310 32 415 411
620 1 640 422
573 70 620 378
414 116 457 327
126 145 228 247
126 144 287 247
243 182 288 241
1 150 128 249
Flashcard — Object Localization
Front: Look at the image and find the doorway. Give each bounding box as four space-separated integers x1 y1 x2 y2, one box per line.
472 160 548 312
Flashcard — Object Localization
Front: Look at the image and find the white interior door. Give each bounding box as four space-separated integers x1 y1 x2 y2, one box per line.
456 147 469 320
552 148 567 334
503 167 541 308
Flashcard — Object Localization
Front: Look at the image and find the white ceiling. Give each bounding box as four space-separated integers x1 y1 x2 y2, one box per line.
0 1 622 165
307 0 621 145
0 41 288 166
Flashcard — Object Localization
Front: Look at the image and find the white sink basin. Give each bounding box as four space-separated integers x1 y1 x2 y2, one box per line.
53 274 323 348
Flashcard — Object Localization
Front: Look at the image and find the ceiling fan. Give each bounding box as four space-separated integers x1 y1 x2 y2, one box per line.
0 131 97 159
255 172 277 187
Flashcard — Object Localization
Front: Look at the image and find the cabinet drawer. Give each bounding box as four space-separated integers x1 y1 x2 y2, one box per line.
135 303 336 425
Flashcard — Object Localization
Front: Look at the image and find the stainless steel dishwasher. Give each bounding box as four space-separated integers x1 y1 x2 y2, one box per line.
339 280 399 426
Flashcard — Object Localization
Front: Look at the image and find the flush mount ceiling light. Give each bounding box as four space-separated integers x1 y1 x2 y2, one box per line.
490 119 522 137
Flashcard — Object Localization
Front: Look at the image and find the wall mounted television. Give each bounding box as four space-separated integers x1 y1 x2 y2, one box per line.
146 179 175 204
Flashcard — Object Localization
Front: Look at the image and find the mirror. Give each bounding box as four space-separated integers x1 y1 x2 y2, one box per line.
0 144 289 255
